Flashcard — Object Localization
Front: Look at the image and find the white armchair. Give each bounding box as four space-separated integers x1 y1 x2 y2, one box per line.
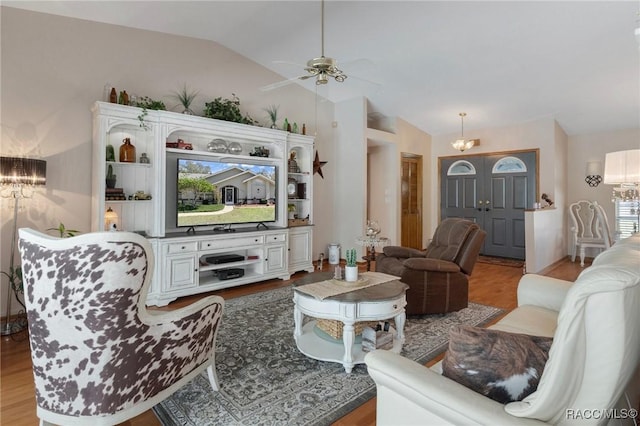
18 229 225 426
366 235 640 425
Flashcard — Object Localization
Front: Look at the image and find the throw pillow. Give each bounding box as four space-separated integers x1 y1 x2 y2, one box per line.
442 325 553 404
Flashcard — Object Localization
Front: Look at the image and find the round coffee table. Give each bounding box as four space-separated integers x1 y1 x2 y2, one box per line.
293 273 408 373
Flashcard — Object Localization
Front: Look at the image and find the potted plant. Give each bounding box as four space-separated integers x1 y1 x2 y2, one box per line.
134 96 166 130
203 93 255 125
169 84 199 115
264 104 279 129
344 248 358 282
287 203 297 220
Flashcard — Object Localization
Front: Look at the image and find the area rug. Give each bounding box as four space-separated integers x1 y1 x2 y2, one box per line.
153 285 503 426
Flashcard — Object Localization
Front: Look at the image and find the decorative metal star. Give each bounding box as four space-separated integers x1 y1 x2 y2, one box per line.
313 150 327 179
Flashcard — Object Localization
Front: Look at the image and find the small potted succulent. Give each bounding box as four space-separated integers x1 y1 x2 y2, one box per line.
344 248 358 282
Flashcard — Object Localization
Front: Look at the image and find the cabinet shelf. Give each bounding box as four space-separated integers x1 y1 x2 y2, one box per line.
104 199 153 204
199 258 261 272
166 148 280 164
106 161 152 168
199 271 263 288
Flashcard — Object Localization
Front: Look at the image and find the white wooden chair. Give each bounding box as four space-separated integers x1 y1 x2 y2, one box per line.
569 200 612 266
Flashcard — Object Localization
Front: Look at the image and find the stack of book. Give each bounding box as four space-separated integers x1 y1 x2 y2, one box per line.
106 188 126 200
362 323 394 352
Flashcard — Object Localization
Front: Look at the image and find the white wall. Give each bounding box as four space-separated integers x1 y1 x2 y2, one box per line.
0 7 334 315
333 98 368 258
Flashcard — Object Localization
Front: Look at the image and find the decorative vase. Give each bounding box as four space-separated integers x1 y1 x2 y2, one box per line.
119 138 136 163
345 265 359 282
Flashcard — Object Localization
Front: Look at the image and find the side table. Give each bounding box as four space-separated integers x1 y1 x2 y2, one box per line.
293 273 407 374
356 235 389 271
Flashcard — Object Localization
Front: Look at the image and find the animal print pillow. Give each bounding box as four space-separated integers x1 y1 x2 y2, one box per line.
441 325 553 404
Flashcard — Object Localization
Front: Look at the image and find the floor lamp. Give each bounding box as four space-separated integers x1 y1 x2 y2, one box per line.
0 156 46 336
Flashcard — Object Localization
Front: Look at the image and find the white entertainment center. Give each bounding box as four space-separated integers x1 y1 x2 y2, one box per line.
91 102 315 306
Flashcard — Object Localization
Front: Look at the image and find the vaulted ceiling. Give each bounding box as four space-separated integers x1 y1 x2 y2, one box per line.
6 1 640 136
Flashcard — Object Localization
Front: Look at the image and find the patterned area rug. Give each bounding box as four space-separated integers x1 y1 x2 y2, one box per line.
153 285 503 426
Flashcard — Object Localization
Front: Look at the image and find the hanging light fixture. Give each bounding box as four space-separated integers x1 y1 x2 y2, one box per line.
451 113 479 152
304 0 347 85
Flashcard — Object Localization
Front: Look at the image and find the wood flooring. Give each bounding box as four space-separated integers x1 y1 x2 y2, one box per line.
0 257 588 426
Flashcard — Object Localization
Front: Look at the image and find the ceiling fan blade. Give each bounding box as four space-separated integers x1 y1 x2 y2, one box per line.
348 74 382 88
272 59 307 68
259 76 305 92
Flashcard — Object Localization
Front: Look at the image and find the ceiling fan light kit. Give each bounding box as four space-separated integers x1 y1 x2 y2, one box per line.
451 112 479 152
304 57 346 85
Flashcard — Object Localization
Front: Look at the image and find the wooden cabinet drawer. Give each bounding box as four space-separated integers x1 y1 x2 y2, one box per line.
357 297 406 318
265 233 287 244
199 235 265 250
166 241 198 254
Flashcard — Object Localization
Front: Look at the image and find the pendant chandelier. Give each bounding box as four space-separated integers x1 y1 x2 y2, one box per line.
451 112 479 152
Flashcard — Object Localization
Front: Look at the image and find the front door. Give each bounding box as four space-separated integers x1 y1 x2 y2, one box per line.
440 151 537 259
224 186 235 205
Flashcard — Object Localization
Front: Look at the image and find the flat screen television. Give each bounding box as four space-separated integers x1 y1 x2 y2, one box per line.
176 158 277 228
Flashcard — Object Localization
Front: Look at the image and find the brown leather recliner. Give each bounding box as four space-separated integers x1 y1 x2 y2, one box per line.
375 218 486 315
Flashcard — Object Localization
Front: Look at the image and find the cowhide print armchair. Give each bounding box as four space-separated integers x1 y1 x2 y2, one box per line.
18 228 224 426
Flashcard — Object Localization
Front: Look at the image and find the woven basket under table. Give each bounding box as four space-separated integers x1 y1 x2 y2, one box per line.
316 319 378 340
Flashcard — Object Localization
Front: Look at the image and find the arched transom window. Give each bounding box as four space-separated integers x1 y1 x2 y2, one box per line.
492 156 527 173
447 160 476 176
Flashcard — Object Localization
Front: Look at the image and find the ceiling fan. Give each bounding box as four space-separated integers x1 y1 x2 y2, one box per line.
260 0 347 91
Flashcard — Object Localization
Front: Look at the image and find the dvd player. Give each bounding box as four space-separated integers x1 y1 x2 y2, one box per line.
217 268 244 280
206 254 245 264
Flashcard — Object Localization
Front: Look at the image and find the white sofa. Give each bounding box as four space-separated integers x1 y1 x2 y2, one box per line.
365 234 640 425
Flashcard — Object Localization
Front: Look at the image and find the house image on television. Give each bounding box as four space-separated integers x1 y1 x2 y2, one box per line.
181 166 276 206
212 166 276 204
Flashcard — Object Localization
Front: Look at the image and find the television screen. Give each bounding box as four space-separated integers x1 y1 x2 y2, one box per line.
176 158 277 228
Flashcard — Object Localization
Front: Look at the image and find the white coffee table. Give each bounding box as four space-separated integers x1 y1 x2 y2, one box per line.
293 273 408 373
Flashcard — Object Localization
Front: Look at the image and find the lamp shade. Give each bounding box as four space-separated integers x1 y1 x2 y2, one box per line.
0 156 46 186
603 149 640 184
104 207 118 231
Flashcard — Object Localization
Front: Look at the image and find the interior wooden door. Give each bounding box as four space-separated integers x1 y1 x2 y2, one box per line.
401 154 422 249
